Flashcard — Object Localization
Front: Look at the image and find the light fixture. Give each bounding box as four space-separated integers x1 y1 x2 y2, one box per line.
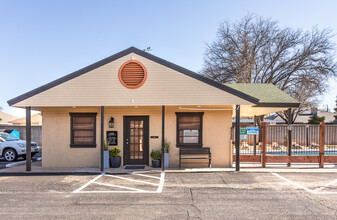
109 117 114 128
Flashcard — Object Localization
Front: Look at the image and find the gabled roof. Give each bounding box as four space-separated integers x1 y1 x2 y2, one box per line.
8 113 42 125
7 47 259 106
225 83 300 108
0 112 18 124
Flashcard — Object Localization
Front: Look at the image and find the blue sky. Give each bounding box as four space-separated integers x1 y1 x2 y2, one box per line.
1 0 337 117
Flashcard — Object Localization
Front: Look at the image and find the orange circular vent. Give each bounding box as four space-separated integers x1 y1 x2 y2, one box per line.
118 60 147 89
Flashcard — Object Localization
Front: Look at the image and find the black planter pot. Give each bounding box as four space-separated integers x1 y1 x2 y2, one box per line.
110 156 121 168
152 160 160 168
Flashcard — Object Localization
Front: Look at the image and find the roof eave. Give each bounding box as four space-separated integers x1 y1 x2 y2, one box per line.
253 102 300 108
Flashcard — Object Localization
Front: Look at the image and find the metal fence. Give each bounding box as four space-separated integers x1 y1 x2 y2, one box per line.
232 125 261 155
233 124 337 156
265 125 321 156
325 125 337 155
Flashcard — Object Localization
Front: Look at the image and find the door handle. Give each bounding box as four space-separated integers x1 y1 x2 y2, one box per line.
126 138 129 144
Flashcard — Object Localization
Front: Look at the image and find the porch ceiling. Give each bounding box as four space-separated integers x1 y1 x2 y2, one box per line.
237 105 296 117
35 105 295 117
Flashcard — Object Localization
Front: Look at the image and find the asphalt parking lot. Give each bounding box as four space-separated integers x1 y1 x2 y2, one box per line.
0 157 25 169
0 152 41 169
0 171 337 219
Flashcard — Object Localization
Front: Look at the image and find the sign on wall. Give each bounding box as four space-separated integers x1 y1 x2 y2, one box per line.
240 129 248 140
247 127 259 135
107 131 118 146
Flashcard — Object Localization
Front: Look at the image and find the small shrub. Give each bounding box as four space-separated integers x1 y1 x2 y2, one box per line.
150 150 161 160
164 139 170 153
104 139 109 151
308 114 325 124
109 146 120 158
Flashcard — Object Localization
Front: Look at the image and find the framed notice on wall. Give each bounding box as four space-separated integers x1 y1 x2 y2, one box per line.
107 131 118 146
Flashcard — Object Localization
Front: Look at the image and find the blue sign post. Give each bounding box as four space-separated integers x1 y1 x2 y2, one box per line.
247 127 259 135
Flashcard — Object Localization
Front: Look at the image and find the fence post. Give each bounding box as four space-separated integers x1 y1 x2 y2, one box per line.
262 122 266 168
319 122 325 168
287 108 292 167
253 116 257 155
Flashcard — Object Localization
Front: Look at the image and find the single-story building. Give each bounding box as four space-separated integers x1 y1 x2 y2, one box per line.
7 47 299 169
0 111 18 125
8 113 42 126
267 109 337 124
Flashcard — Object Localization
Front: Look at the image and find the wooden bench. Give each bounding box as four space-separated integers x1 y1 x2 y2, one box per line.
179 147 211 169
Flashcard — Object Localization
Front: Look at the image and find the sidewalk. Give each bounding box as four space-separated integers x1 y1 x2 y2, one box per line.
1 161 337 174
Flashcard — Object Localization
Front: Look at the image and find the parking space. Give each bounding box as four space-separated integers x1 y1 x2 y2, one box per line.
73 172 165 193
0 171 337 219
272 172 337 194
0 152 41 169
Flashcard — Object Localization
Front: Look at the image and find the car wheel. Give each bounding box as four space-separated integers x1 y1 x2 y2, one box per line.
3 149 17 162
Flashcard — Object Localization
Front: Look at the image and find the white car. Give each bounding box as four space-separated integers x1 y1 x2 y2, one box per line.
0 132 40 162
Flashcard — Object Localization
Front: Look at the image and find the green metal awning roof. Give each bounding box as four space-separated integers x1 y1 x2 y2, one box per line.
225 83 300 108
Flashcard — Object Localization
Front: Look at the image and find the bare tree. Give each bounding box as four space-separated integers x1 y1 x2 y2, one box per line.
202 14 337 123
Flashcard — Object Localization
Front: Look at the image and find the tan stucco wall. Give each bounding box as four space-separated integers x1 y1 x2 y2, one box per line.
42 106 233 168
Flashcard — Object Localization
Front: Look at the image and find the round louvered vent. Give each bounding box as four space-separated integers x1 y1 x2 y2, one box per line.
118 60 147 89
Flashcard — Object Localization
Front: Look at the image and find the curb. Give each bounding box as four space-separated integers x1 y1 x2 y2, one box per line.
5 157 41 168
0 171 128 176
6 161 28 168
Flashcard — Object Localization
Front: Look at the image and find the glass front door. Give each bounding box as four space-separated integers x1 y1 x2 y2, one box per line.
124 116 149 165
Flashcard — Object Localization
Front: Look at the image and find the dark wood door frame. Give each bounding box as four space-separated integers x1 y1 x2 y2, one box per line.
123 116 149 166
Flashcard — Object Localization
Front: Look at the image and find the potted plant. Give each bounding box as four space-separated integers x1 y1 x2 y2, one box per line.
164 139 170 168
100 139 110 169
284 134 288 147
109 146 121 168
150 150 161 168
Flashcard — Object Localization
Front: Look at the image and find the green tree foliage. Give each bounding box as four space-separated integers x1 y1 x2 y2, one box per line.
308 114 325 124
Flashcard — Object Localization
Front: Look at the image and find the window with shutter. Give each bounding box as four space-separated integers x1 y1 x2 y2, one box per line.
70 113 97 148
176 112 204 147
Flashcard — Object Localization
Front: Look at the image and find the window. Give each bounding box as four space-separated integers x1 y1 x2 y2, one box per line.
70 113 97 148
176 112 203 147
0 133 20 141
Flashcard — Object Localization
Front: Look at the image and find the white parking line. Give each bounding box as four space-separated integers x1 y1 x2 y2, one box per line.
131 173 161 180
272 173 337 195
105 174 159 186
73 172 165 194
156 172 165 193
73 173 104 193
93 182 147 192
315 178 337 192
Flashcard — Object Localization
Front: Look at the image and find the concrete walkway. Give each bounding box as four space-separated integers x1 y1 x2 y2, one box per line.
1 161 337 174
